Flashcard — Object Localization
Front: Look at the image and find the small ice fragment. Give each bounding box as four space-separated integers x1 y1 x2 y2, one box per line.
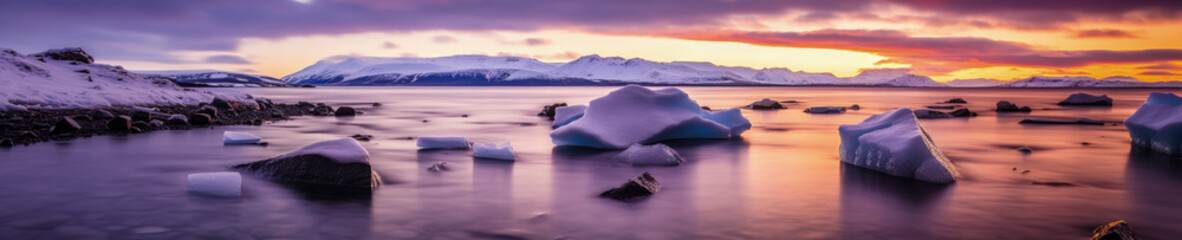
611 143 684 166
473 142 516 161
223 131 261 144
416 136 470 149
187 172 241 197
552 105 587 129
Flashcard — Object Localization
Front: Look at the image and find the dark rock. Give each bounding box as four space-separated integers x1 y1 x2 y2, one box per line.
944 98 968 104
803 106 846 114
538 103 567 120
748 98 787 110
700 106 711 111
198 105 218 118
299 84 315 88
312 105 334 116
599 172 661 202
91 110 115 119
0 138 13 147
50 117 82 134
422 119 429 123
31 47 95 64
460 114 469 118
19 131 38 139
211 98 233 109
297 101 315 109
1091 220 1135 240
372 102 382 107
1031 181 1075 187
0 122 13 130
996 101 1032 112
33 122 51 129
926 105 956 109
131 110 152 122
189 113 212 126
269 112 286 119
350 134 373 141
251 119 263 125
1017 145 1032 154
1059 93 1113 106
913 109 952 119
427 162 450 172
849 104 861 110
335 106 356 117
780 100 800 103
231 154 381 188
949 108 978 117
131 121 150 131
107 116 132 131
1019 118 1104 125
148 120 165 128
166 114 189 126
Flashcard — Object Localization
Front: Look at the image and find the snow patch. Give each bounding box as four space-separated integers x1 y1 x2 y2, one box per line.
280 138 370 164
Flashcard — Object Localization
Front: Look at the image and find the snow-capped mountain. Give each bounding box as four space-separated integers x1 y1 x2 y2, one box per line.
0 48 251 110
137 70 288 87
546 55 749 84
283 55 559 85
1000 76 1182 88
946 78 1005 87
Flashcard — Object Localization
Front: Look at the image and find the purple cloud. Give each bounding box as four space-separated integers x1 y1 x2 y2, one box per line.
1074 29 1139 38
203 54 252 64
523 38 550 46
1136 62 1182 70
432 35 457 44
1140 71 1181 76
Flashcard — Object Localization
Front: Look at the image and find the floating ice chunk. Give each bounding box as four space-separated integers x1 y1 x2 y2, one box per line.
1125 92 1182 155
552 105 587 129
473 142 516 161
1058 92 1113 106
282 137 370 164
838 108 959 183
232 138 379 188
550 85 750 149
223 131 262 144
611 143 684 166
416 136 470 149
187 172 241 197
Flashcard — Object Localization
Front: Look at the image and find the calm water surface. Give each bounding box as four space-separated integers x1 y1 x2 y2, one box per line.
1 86 1180 239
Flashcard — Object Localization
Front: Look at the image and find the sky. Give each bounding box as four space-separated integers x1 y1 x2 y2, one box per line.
2 0 1182 82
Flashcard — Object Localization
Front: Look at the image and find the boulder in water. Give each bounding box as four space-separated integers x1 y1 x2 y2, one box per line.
944 98 968 104
416 136 470 149
231 138 381 188
996 101 1032 112
804 106 847 114
950 108 978 117
1059 93 1113 106
599 172 661 202
913 109 952 119
748 98 786 109
334 106 356 117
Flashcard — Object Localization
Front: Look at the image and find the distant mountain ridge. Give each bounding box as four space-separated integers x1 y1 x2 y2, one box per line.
280 54 1181 87
136 70 288 87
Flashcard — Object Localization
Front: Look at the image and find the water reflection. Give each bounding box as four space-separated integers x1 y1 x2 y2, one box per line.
1125 147 1182 239
839 163 952 240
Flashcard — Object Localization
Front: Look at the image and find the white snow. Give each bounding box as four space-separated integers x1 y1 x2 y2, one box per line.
546 55 745 84
1001 76 1182 88
187 172 242 197
0 48 253 109
552 105 587 128
1125 92 1182 155
550 85 751 149
137 70 286 87
283 55 558 84
473 142 516 161
838 108 959 183
611 143 684 166
223 131 262 144
416 136 470 149
279 137 370 164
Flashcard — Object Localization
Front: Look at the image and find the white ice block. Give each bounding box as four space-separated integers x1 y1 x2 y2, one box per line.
188 172 242 197
473 142 516 161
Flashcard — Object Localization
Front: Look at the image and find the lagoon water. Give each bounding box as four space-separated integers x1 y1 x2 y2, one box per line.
1 86 1180 239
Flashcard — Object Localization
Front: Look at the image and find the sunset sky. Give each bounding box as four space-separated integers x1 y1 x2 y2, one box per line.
3 0 1182 81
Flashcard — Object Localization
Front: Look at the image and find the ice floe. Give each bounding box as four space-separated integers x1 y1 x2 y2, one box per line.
1125 92 1182 155
187 172 241 197
473 142 516 161
550 85 750 149
223 131 262 144
838 108 959 183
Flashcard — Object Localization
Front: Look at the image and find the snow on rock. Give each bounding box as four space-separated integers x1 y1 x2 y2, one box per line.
31 47 94 64
550 85 751 149
416 136 470 149
1125 92 1182 155
231 138 380 188
611 143 684 166
473 142 516 161
1057 92 1113 106
0 48 253 109
838 108 959 183
551 105 587 129
223 131 262 144
187 172 241 197
946 78 1004 87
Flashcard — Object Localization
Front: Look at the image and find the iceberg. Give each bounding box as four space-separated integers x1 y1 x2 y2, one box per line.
1125 92 1182 155
232 138 380 188
1058 92 1113 106
550 85 751 149
552 105 587 129
838 108 959 183
187 172 242 197
473 142 516 161
223 131 262 144
611 143 684 166
416 136 470 149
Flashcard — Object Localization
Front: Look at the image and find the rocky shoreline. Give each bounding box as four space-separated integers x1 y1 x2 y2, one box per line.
0 98 354 148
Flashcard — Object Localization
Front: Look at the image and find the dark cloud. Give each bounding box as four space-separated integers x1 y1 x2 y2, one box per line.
431 35 457 44
203 54 252 64
1074 29 1139 38
1140 71 1181 76
1136 62 1182 70
669 29 1182 74
382 42 399 49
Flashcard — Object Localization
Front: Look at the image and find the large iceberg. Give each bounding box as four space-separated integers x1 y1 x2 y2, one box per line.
838 108 959 183
232 138 381 188
550 85 751 149
1125 92 1182 155
473 142 516 161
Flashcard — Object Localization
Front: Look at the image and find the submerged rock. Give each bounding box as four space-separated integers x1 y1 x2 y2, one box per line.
1091 220 1135 240
335 106 356 117
231 138 381 188
166 114 189 126
611 143 684 166
473 142 516 161
427 162 451 172
538 103 568 120
1125 92 1182 155
550 85 751 149
944 98 968 104
1019 118 1104 125
188 172 241 197
417 136 470 149
748 98 787 109
1059 92 1113 106
803 106 847 114
996 101 1032 112
950 108 978 117
1016 145 1032 154
838 108 959 183
599 172 661 202
913 109 952 119
849 104 861 110
926 105 956 110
